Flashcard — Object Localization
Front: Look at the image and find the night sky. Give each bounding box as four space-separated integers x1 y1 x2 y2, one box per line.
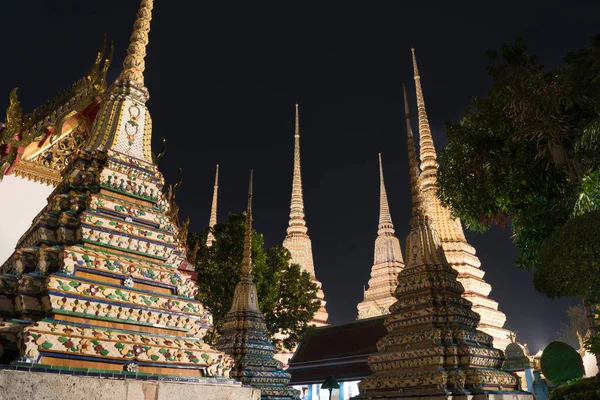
3 0 598 353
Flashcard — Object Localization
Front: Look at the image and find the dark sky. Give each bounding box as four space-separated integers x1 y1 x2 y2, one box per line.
3 0 598 353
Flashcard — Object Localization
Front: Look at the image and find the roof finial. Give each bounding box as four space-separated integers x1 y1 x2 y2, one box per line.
206 164 219 247
403 83 423 216
287 103 307 235
377 153 394 234
240 170 253 277
118 0 154 87
411 48 438 192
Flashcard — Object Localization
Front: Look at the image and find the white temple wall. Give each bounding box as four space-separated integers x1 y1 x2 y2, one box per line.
583 351 599 377
0 175 54 264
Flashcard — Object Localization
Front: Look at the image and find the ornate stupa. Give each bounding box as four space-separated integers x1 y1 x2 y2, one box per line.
357 154 404 320
206 164 219 247
410 49 513 350
215 171 300 399
354 88 526 399
282 104 328 326
0 0 234 380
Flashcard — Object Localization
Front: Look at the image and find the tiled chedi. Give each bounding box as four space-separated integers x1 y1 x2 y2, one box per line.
410 49 514 350
353 86 527 399
216 172 299 399
0 0 233 379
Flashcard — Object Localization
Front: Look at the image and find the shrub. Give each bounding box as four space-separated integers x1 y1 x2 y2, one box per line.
541 341 585 385
550 378 600 400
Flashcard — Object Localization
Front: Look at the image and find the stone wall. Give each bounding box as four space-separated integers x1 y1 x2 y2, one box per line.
0 370 260 400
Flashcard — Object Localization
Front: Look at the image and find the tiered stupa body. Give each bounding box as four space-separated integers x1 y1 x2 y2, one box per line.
354 87 527 399
0 0 234 379
411 49 513 350
357 154 404 320
215 172 299 399
206 164 219 247
282 104 328 326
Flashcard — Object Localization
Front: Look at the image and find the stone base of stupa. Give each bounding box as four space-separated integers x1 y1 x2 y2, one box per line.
0 369 260 400
353 393 534 400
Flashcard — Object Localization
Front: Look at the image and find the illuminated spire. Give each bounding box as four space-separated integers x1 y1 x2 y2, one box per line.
411 48 438 193
118 0 154 90
405 58 515 350
206 164 219 247
282 103 328 325
356 153 404 320
240 170 253 277
403 83 424 216
287 103 307 236
377 153 394 235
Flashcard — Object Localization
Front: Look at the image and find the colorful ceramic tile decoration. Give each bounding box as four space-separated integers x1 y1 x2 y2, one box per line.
0 0 234 381
352 86 529 399
215 172 299 399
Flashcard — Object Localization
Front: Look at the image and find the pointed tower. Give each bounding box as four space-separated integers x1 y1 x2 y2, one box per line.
206 164 219 246
216 172 299 399
0 0 234 379
410 49 513 350
282 104 328 326
356 154 404 320
354 92 525 399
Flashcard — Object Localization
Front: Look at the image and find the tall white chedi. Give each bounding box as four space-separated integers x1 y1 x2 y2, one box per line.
282 104 328 326
357 154 404 320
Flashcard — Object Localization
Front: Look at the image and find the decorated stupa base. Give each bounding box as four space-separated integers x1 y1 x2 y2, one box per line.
216 277 299 399
353 219 531 399
0 149 234 380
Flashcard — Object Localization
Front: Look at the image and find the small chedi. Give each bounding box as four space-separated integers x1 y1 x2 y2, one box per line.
410 49 513 350
354 86 528 399
282 104 328 326
0 0 233 380
357 154 404 320
215 172 300 399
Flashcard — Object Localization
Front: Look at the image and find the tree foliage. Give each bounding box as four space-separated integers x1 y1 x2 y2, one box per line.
437 36 600 301
321 376 340 400
557 305 589 350
535 211 600 303
189 213 320 351
540 341 584 385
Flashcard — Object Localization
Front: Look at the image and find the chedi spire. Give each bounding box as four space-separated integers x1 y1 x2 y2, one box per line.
118 0 154 90
409 49 514 350
87 0 155 162
216 171 300 399
356 153 404 320
282 103 328 326
206 164 219 247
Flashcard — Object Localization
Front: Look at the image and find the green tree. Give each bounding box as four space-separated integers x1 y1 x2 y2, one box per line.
557 305 590 350
189 213 320 351
437 36 600 299
321 376 340 400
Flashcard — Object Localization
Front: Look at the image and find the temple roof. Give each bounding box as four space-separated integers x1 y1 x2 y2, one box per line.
288 316 386 384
